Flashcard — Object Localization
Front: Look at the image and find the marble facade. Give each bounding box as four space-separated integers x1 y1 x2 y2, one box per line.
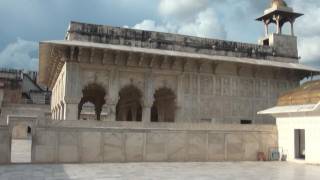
38 19 319 125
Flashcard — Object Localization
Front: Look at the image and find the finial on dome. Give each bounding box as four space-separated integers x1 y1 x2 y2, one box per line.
271 0 288 8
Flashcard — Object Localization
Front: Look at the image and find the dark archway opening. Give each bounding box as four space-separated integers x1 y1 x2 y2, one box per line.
78 83 106 121
27 126 31 135
151 88 176 122
116 85 142 121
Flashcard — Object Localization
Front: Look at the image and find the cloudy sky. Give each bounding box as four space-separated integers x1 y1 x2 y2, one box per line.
0 0 319 71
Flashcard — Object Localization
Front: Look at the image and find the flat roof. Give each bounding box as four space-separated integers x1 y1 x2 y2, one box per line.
258 104 317 115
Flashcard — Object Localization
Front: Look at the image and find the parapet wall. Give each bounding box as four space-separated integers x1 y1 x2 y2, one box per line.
32 121 277 163
67 21 297 61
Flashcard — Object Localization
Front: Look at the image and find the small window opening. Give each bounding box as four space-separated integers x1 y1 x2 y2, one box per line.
241 120 252 124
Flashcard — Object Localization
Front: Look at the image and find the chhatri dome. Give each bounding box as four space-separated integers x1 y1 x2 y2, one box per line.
271 0 288 8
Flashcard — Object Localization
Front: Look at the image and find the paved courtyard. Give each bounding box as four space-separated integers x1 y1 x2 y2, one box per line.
0 162 320 180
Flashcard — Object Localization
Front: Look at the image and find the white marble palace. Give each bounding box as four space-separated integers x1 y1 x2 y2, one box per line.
2 0 320 165
38 0 319 125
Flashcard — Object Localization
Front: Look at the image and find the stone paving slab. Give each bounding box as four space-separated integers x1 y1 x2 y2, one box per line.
0 162 320 180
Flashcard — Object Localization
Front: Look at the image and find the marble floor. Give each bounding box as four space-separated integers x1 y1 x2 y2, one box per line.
0 162 320 180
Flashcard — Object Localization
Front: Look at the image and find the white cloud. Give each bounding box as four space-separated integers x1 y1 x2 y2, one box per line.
291 0 320 65
133 1 226 39
158 0 209 21
133 19 173 33
178 8 226 38
0 38 38 71
298 37 320 64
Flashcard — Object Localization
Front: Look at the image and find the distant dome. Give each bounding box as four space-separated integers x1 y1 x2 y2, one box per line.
271 0 288 8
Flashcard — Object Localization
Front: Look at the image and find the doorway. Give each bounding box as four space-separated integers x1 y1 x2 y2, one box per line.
11 124 32 163
294 129 305 160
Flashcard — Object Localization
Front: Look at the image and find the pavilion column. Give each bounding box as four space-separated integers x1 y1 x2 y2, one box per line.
290 20 295 36
53 108 57 120
142 105 152 123
174 74 184 122
56 106 59 120
264 21 269 37
57 105 61 120
64 102 78 120
63 62 82 120
275 15 281 34
108 68 119 121
55 108 58 120
142 71 154 123
60 103 64 120
108 102 117 121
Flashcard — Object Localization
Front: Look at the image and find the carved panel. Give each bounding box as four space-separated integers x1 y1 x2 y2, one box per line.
191 74 198 95
222 99 232 117
231 99 241 117
214 76 222 96
200 97 222 120
183 74 190 94
230 77 238 96
200 75 213 95
239 78 253 97
254 80 261 97
269 80 278 98
183 95 198 122
261 80 268 98
231 99 252 118
222 77 231 96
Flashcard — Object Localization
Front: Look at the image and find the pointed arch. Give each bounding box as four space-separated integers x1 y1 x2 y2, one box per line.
78 83 106 120
151 87 176 122
116 85 143 121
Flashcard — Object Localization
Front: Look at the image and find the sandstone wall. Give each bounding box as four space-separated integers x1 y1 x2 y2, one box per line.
32 121 277 163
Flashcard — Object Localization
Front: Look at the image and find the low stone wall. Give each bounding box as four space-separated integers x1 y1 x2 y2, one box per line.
0 126 10 164
32 121 277 163
0 103 50 125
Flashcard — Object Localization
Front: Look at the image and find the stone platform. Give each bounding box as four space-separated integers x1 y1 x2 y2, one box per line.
0 162 320 180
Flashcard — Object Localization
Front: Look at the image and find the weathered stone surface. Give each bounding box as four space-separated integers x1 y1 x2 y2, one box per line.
34 145 56 163
124 132 144 162
80 132 102 162
226 134 244 161
208 133 225 161
25 122 278 163
103 132 125 162
58 131 79 163
187 133 207 161
243 133 261 161
167 132 187 162
145 132 167 161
